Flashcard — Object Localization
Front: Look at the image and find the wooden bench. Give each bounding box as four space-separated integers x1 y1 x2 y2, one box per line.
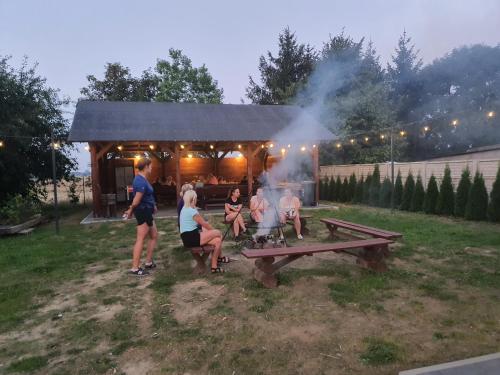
321 218 402 240
188 245 215 274
242 238 393 288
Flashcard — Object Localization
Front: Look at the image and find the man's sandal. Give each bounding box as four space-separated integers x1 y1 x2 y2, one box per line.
211 267 226 274
217 256 231 264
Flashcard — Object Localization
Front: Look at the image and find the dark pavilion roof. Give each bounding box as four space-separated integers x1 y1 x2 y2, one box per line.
68 100 334 142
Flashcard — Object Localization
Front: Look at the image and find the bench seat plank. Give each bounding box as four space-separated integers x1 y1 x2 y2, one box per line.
321 218 402 239
242 238 392 259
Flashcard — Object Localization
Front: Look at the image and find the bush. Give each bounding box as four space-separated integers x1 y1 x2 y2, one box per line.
454 167 471 217
410 174 425 212
354 175 364 203
465 172 489 221
0 194 42 225
328 176 335 201
363 174 372 204
400 172 415 211
437 165 455 215
67 178 80 204
393 171 403 208
488 165 500 222
341 177 349 202
369 164 381 206
424 175 439 214
335 176 342 201
320 177 329 200
379 177 392 208
348 173 357 202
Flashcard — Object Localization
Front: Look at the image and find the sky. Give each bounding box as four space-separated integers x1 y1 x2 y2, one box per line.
1 0 499 171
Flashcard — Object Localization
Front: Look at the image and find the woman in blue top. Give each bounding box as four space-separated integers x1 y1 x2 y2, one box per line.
123 158 159 276
180 190 227 273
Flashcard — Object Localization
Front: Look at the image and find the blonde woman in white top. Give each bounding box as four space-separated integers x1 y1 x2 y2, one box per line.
279 188 303 239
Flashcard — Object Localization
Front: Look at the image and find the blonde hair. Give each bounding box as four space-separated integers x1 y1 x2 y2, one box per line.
183 190 197 208
180 183 193 197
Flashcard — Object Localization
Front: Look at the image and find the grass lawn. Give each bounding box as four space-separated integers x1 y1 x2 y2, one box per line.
0 203 499 374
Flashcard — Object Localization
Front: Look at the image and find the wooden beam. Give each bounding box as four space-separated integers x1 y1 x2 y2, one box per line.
247 143 254 198
96 143 114 161
175 143 181 198
90 143 102 217
312 145 320 206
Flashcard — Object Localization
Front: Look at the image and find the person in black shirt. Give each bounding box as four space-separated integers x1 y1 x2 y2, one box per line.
225 187 247 239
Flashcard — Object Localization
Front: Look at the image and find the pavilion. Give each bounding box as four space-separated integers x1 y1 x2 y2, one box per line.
69 100 334 217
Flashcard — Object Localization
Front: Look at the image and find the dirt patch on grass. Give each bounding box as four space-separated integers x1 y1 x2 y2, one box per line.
170 279 226 324
118 348 155 375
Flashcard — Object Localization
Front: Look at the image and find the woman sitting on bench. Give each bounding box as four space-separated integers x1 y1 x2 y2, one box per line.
250 187 270 223
225 187 247 240
279 188 303 240
180 190 227 273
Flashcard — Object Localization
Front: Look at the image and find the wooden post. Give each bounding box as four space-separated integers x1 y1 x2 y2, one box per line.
175 143 181 198
247 143 253 199
312 145 320 206
90 143 102 217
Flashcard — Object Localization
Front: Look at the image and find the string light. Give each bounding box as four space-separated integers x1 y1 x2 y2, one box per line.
399 131 406 137
52 142 60 149
269 143 274 148
287 144 291 148
487 111 495 118
210 144 214 150
187 153 193 158
84 145 90 151
380 134 385 140
261 144 265 149
281 148 286 155
0 141 4 147
180 144 185 149
364 137 369 142
451 119 459 126
423 126 430 132
117 145 123 151
149 144 155 150
300 146 306 152
312 144 317 148
349 139 355 144
238 144 242 149
134 154 141 160
336 143 341 149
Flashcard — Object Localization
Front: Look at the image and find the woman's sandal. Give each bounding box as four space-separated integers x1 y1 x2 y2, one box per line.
211 267 226 274
217 256 231 264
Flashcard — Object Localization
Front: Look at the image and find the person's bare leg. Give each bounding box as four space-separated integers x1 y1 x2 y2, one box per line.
132 224 149 269
200 229 222 269
294 214 302 237
233 218 240 237
209 237 222 268
237 214 246 232
145 222 158 264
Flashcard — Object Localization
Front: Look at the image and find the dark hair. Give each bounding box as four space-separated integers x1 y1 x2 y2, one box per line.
227 186 239 198
137 157 152 171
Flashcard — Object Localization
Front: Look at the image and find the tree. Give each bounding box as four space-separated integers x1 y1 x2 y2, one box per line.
320 177 329 200
155 49 223 103
328 176 336 201
354 175 364 203
379 177 393 208
400 172 415 211
363 174 372 204
348 173 357 202
454 167 471 217
465 172 489 221
247 27 316 104
437 165 455 215
81 62 157 101
410 174 425 212
393 171 404 208
340 177 349 202
424 175 439 214
0 57 75 203
369 164 381 206
487 165 500 222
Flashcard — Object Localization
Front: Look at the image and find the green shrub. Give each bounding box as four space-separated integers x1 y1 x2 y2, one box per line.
328 176 335 201
363 174 372 204
393 171 403 208
454 167 471 217
379 177 392 208
0 194 41 225
67 177 80 204
424 175 439 214
341 177 349 202
348 173 357 202
400 172 415 211
354 175 364 203
369 164 381 206
488 164 500 222
437 165 455 215
319 178 324 200
465 172 489 221
335 176 342 202
410 174 425 212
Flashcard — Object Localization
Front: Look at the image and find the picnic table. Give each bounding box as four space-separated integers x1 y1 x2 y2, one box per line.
321 218 402 240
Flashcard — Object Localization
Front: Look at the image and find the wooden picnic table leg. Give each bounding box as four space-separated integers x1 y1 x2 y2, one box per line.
192 251 210 275
254 256 278 288
356 245 388 272
326 223 337 239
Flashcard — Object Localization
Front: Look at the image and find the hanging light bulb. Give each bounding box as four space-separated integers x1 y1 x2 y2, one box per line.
210 144 214 150
84 145 90 151
134 154 141 160
238 144 242 149
287 144 291 148
350 139 355 144
300 146 306 152
451 119 459 126
364 137 369 142
269 143 274 148
281 148 286 155
149 144 155 150
380 134 385 140
399 131 406 137
117 145 123 151
261 144 265 149
187 153 193 158
180 144 185 149
336 143 341 149
312 144 317 148
0 140 4 147
487 111 495 118
423 126 430 132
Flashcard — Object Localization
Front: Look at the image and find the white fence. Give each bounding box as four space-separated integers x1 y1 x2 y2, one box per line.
320 159 500 192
